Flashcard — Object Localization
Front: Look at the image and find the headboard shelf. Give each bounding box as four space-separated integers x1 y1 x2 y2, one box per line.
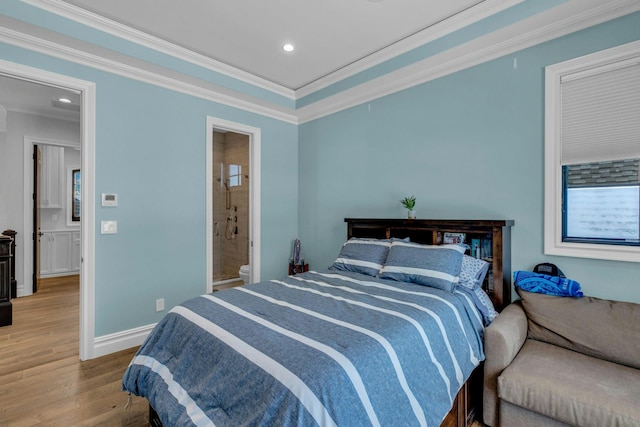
345 218 514 311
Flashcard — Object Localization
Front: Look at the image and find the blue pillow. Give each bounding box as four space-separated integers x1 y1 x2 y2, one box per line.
330 238 392 277
379 241 465 292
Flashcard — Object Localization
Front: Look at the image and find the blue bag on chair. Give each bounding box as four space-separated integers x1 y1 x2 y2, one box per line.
514 270 583 297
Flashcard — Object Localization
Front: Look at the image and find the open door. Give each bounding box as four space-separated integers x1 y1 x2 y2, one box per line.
33 145 41 294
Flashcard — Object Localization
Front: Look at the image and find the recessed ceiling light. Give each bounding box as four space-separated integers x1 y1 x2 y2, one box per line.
58 98 72 103
282 43 294 52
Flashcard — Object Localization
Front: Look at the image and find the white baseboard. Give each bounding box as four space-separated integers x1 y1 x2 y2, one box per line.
92 323 156 358
16 281 25 298
40 271 80 279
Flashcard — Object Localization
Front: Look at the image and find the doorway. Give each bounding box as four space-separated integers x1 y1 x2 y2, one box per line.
1 60 96 360
206 117 261 293
31 141 82 294
213 130 249 286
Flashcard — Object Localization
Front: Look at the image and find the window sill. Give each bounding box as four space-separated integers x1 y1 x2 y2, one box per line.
545 239 640 263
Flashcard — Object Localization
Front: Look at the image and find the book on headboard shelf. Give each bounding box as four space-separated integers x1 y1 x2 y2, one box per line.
443 232 465 244
470 235 492 260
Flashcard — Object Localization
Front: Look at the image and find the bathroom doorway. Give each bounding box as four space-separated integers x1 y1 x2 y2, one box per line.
206 117 261 292
213 130 249 287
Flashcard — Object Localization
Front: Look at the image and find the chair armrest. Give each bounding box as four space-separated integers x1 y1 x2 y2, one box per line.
482 301 528 426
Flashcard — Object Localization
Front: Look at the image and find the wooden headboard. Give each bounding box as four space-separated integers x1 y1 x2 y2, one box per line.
345 218 514 311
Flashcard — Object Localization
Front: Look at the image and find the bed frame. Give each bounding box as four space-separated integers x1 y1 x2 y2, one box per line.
346 218 514 427
149 218 513 427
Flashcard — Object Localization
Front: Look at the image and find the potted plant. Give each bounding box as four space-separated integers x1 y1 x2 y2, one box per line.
401 195 416 219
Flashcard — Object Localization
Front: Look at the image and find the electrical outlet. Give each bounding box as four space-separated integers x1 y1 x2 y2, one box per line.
155 298 165 312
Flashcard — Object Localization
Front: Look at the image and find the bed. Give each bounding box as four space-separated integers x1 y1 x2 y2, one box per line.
122 218 513 427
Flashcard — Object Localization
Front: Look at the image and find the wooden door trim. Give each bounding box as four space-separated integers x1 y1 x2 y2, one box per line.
33 144 41 293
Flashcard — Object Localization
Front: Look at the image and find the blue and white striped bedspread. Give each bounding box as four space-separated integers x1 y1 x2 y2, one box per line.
122 270 485 427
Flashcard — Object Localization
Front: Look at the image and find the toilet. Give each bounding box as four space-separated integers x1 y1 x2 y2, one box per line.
239 264 250 285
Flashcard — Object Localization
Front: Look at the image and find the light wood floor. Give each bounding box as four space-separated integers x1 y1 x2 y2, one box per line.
0 276 148 426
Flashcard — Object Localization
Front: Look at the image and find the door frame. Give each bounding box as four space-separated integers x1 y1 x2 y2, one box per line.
206 116 261 292
3 59 96 361
34 144 41 294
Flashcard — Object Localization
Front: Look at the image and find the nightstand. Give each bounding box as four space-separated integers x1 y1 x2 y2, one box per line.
288 262 309 275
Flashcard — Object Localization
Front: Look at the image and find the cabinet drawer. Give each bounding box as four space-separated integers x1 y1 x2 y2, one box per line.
0 238 11 256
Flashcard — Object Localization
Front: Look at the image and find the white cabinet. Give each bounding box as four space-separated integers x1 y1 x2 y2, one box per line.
40 230 80 277
71 231 81 271
38 145 64 209
39 233 52 276
51 232 71 274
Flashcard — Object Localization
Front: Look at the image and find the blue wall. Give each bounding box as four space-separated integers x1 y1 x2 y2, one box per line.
91 77 298 334
299 12 640 304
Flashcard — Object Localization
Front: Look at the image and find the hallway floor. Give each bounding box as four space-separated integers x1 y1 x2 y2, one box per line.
0 276 148 426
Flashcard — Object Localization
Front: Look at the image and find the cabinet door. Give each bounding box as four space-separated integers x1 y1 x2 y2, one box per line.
51 232 72 274
39 233 52 275
39 146 64 208
0 241 10 303
71 231 81 272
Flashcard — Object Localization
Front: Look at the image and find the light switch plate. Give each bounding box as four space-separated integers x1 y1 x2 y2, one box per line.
101 220 117 234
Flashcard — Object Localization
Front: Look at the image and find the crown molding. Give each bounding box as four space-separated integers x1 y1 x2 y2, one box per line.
0 19 298 124
297 0 640 123
19 0 296 100
3 0 638 126
294 0 524 99
2 104 80 123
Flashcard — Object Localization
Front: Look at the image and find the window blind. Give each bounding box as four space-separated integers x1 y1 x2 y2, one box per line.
560 59 640 165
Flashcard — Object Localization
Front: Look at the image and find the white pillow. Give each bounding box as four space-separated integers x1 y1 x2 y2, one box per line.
458 255 489 290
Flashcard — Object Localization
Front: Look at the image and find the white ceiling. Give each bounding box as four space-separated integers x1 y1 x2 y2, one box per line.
0 74 81 122
59 0 486 90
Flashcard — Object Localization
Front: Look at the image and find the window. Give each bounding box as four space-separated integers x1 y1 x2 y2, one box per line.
67 166 81 225
72 168 81 222
564 160 639 244
545 40 640 262
227 164 242 187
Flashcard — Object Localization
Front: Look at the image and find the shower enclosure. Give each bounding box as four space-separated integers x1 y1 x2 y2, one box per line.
212 130 249 286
